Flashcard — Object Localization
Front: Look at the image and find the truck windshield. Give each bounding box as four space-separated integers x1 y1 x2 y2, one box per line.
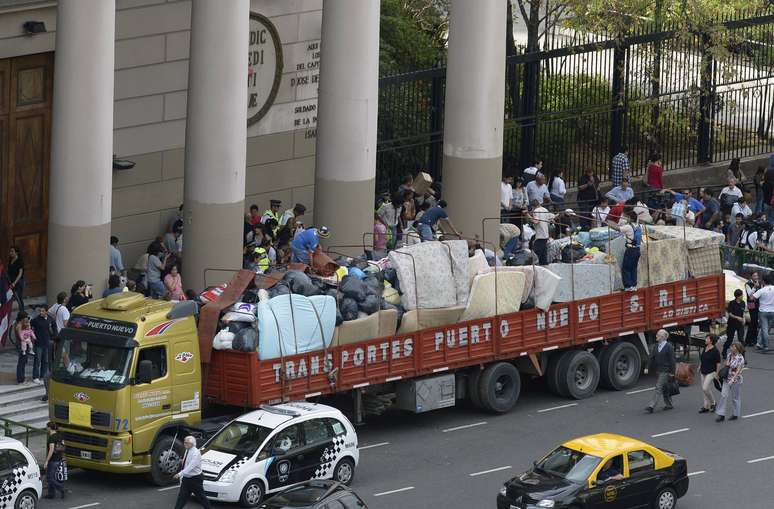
205 421 273 458
52 336 133 389
534 446 602 484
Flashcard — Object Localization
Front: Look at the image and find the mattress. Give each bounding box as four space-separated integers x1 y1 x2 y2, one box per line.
468 250 490 289
398 306 465 334
645 225 724 249
389 240 470 310
637 238 687 287
256 294 336 359
460 270 525 322
687 245 722 277
481 266 535 304
532 266 562 311
547 263 622 302
333 312 380 346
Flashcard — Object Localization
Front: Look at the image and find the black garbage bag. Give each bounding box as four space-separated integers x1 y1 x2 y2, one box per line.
363 276 383 296
358 294 380 315
340 297 359 321
311 277 329 294
241 289 260 304
506 249 539 266
326 288 339 299
268 283 290 299
520 297 535 310
282 270 319 296
372 270 385 283
335 307 343 326
232 327 258 352
382 268 399 292
340 275 368 302
352 258 369 271
561 243 586 263
227 321 251 334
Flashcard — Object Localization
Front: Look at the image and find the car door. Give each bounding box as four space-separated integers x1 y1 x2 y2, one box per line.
265 423 304 492
0 448 31 505
582 455 628 509
299 418 337 481
622 450 661 508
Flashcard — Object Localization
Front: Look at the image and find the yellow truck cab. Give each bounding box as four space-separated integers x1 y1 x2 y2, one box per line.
48 292 202 484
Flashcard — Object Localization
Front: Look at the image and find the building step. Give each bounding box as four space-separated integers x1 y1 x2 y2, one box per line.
0 386 46 408
0 400 48 420
0 383 45 398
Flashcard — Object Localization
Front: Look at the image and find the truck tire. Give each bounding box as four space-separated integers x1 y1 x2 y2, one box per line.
149 434 185 486
240 479 265 507
478 362 521 414
468 369 484 409
559 350 600 400
547 350 575 397
600 341 641 391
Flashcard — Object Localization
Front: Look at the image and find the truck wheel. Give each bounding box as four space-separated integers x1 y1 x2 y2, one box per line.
149 434 185 486
560 350 600 400
600 341 641 391
546 351 569 396
478 362 521 414
239 479 265 507
468 369 484 409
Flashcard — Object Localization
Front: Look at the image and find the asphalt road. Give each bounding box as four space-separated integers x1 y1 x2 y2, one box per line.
38 348 774 509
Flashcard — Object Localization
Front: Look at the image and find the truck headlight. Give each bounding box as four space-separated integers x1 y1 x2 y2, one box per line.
219 468 237 484
111 439 123 460
499 485 507 496
537 500 555 508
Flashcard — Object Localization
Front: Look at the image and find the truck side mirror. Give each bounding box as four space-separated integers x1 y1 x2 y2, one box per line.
136 360 153 384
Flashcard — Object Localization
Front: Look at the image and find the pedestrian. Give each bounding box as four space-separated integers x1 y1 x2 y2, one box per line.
646 329 676 413
7 246 24 312
501 175 514 221
577 168 600 230
146 244 169 300
646 153 664 191
720 177 744 216
609 210 642 291
724 289 746 358
14 312 34 384
261 199 282 224
752 274 774 351
30 305 54 385
415 200 461 241
605 177 635 205
372 213 388 260
611 147 630 187
528 199 555 265
377 192 403 249
164 265 186 301
67 280 92 311
699 188 721 229
173 436 212 509
44 422 66 499
525 173 551 206
102 274 123 298
727 157 746 185
511 178 527 231
730 197 752 219
290 226 329 265
745 272 761 346
163 225 183 259
48 292 70 336
699 334 721 413
549 170 567 204
591 197 610 228
716 342 746 422
109 236 125 276
521 158 542 185
279 203 306 230
752 166 765 214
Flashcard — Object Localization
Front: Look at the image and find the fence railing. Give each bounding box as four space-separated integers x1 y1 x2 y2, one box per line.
0 417 47 448
722 245 774 274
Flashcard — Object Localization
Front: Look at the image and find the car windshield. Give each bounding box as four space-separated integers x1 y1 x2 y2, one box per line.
269 484 329 506
205 421 273 458
535 446 602 483
51 335 133 389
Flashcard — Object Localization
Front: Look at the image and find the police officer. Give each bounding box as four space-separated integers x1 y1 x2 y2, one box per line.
261 199 282 224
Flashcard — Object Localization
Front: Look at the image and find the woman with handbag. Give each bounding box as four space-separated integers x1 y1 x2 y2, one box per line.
699 334 721 413
716 342 746 422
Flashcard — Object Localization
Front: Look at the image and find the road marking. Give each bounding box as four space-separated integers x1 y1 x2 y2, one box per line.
651 428 690 438
470 465 512 477
374 486 415 497
742 409 774 419
537 403 577 413
442 421 487 433
69 504 101 509
157 486 179 492
626 386 655 395
358 442 389 451
687 471 706 477
747 455 774 464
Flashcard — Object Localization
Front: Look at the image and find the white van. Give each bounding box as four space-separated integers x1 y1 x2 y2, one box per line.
201 402 359 508
0 437 43 509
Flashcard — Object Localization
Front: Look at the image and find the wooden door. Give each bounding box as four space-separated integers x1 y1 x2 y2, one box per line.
0 53 53 297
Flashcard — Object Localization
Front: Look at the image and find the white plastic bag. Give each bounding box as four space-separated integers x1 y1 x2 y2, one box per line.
213 329 235 350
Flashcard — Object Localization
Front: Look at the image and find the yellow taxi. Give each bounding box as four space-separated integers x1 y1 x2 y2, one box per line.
497 433 688 509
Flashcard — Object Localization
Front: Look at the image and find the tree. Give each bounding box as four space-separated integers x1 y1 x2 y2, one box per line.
379 0 449 74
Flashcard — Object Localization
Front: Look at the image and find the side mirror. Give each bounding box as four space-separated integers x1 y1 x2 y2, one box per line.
136 360 153 384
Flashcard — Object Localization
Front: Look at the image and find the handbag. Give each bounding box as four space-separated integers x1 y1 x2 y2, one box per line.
718 366 730 381
663 378 680 397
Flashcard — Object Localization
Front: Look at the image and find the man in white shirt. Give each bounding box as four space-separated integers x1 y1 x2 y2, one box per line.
521 159 542 185
501 176 513 218
605 178 635 205
174 436 211 509
753 275 774 351
48 292 70 334
529 199 555 265
591 197 611 228
109 236 125 275
526 173 551 207
730 197 752 218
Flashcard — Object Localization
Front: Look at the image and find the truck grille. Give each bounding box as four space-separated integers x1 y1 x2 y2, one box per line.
54 405 112 428
61 431 108 448
65 445 106 461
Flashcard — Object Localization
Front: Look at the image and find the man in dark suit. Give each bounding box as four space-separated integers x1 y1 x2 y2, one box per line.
646 329 676 413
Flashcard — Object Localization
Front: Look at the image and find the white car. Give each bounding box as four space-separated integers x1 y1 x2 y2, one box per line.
201 402 359 508
0 437 43 509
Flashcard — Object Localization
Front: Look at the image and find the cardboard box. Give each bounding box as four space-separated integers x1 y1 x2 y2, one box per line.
412 171 433 195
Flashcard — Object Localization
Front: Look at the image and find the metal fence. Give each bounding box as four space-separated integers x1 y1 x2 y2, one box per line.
376 9 774 193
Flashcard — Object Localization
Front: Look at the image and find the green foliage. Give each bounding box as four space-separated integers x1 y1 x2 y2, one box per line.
379 0 448 75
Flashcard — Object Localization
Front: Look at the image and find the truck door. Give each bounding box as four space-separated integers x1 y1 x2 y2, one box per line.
130 345 172 436
169 336 200 416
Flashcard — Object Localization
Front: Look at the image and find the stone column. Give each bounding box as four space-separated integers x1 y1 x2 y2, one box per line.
183 0 250 291
442 0 506 248
314 0 380 253
47 0 115 300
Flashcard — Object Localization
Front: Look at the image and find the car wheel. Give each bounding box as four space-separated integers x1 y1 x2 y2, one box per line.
333 457 356 485
468 369 484 409
560 350 600 399
149 434 185 486
14 489 37 509
600 341 641 391
478 362 521 414
240 479 265 508
653 486 677 509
